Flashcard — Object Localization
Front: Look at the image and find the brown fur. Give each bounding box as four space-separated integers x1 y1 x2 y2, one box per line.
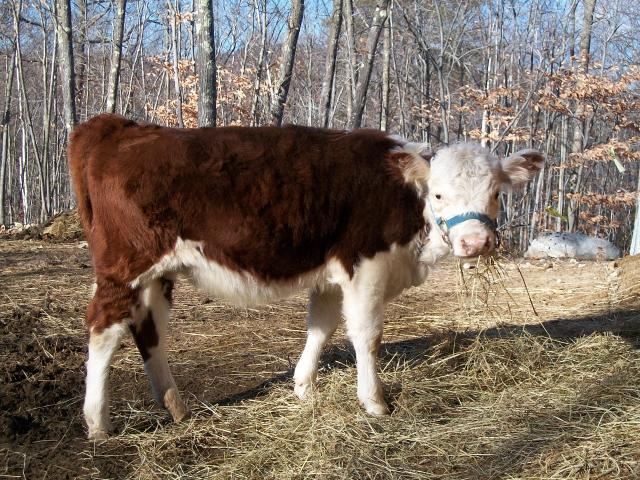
160 278 174 305
69 115 426 332
129 311 159 362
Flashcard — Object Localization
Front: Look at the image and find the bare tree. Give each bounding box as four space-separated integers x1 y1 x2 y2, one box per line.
319 0 342 127
0 49 16 226
343 0 357 120
568 0 597 231
250 0 268 126
380 14 391 131
55 0 77 133
349 0 390 129
195 0 217 126
169 0 184 127
106 0 128 113
15 0 49 221
270 0 304 126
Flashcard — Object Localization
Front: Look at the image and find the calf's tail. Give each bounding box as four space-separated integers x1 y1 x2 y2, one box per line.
67 114 136 236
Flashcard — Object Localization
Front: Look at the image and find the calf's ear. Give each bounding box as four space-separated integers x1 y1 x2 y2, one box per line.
501 149 544 186
395 142 433 184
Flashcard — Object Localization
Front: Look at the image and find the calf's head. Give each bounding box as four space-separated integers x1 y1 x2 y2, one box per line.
405 143 544 259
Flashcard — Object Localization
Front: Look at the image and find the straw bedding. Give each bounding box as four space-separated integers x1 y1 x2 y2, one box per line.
1 240 639 479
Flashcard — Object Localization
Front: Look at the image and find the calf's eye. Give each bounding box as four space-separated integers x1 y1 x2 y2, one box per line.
435 194 442 200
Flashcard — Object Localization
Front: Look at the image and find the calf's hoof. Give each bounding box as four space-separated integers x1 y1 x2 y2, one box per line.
164 388 191 422
361 398 391 416
85 414 113 441
87 427 110 441
294 381 312 400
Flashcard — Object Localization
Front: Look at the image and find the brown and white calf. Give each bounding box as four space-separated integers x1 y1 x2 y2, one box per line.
68 114 543 439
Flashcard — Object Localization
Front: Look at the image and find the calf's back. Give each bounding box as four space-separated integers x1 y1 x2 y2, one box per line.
68 114 426 287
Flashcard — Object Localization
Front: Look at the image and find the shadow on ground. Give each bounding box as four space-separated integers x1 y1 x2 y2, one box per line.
215 307 640 407
212 307 640 479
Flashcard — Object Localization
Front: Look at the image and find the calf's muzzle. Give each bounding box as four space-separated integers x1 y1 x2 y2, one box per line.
457 233 494 258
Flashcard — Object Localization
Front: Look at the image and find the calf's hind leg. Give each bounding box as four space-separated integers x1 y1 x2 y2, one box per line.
83 281 135 440
129 278 190 423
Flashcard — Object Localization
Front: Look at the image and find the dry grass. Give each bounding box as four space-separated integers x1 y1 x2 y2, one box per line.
103 332 640 480
610 254 640 310
2 240 640 479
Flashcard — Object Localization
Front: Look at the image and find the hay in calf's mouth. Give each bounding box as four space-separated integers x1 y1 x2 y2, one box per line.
455 255 507 314
454 255 539 324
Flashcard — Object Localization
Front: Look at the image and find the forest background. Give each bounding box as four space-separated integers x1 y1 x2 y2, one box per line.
1 0 639 253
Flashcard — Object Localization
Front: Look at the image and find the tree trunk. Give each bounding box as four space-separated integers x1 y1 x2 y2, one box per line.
195 0 217 126
270 0 304 126
567 0 596 232
55 0 77 133
169 0 185 127
630 167 640 255
319 0 342 128
15 5 49 221
390 21 407 137
250 0 268 126
0 49 17 226
557 115 568 231
41 15 57 215
348 0 390 129
106 0 128 113
343 0 357 122
75 0 88 116
380 16 391 131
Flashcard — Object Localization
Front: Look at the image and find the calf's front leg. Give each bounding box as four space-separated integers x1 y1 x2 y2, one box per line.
342 286 389 415
294 288 342 399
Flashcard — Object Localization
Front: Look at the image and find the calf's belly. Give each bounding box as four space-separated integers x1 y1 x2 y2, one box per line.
130 237 350 307
187 259 329 306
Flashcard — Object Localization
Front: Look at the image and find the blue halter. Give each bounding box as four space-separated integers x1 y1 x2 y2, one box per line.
427 197 498 235
435 212 498 232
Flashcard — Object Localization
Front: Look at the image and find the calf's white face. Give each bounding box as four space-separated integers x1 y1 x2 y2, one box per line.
426 143 544 258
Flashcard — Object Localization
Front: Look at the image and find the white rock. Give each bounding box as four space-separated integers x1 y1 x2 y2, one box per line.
525 232 620 260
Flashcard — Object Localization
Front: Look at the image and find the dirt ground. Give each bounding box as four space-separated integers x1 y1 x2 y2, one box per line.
1 239 639 479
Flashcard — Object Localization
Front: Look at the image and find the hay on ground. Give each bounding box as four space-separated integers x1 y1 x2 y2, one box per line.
108 332 640 480
1 241 637 479
610 254 640 310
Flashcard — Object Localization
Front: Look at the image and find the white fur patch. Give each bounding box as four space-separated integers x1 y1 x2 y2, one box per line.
130 237 431 307
130 238 351 306
84 322 128 438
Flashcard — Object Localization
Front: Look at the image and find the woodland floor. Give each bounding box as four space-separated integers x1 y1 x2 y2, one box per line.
1 239 639 479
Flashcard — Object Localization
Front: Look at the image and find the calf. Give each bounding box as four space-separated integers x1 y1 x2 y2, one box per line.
68 114 543 439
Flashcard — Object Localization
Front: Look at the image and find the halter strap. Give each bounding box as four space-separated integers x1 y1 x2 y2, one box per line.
435 212 497 232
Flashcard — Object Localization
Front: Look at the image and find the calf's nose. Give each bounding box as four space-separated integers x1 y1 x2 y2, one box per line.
459 234 493 257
